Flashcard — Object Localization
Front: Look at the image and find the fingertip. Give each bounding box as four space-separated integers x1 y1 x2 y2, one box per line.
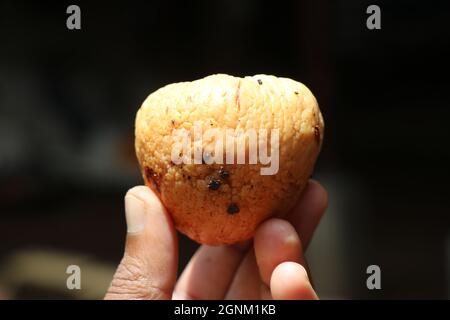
125 185 167 235
126 185 162 208
123 184 177 251
124 185 178 268
270 262 318 300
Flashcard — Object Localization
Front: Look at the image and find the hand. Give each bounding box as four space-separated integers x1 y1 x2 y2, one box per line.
104 180 327 300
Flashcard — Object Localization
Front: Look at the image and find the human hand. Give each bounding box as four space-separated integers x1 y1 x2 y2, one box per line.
104 180 327 300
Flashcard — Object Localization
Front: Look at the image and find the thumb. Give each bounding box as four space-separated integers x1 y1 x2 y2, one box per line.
105 186 178 300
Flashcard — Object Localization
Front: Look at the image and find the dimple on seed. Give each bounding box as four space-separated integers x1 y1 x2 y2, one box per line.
207 177 221 190
219 167 230 179
227 203 240 214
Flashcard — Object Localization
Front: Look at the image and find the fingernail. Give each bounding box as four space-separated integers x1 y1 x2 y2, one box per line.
125 194 147 234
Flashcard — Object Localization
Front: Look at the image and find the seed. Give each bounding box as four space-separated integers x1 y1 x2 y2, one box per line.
227 203 240 214
207 177 221 190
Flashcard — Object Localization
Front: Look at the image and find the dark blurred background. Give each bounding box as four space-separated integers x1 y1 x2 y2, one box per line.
0 0 449 299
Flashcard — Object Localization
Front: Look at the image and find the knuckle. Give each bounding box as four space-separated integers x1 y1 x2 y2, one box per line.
105 254 170 300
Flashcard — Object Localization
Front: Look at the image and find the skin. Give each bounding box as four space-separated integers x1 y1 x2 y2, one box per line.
105 179 327 300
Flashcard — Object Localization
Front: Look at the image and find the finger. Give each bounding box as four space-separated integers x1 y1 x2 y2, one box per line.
254 219 305 287
287 179 328 250
173 241 250 300
225 218 305 300
105 186 178 300
270 262 318 300
224 250 264 300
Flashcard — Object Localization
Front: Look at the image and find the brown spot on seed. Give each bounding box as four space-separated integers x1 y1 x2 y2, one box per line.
257 79 263 85
144 167 161 193
314 125 321 145
294 91 299 95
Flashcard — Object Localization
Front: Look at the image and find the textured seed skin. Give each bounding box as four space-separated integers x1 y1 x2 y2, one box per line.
135 74 324 245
